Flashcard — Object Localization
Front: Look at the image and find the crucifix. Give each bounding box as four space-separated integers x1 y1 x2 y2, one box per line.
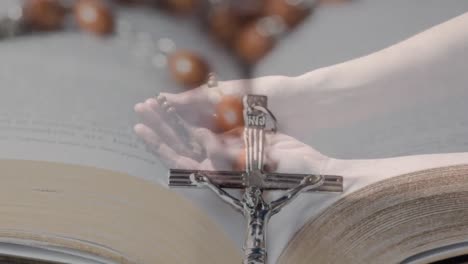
166 94 343 264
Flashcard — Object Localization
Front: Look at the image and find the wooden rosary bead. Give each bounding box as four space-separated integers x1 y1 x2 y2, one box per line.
235 23 275 64
22 0 66 31
215 95 244 132
209 6 240 44
74 0 114 35
168 51 209 88
263 0 309 28
164 0 200 15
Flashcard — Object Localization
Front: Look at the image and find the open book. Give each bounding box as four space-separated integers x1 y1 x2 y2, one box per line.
0 2 468 264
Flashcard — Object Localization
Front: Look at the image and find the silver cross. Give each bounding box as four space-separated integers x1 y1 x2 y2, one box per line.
167 94 343 264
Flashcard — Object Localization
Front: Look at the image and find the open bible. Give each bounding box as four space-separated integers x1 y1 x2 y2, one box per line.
0 2 468 264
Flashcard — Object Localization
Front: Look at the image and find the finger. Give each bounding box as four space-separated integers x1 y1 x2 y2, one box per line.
149 97 195 144
160 85 221 106
135 100 195 158
190 127 236 170
134 124 199 169
160 91 218 129
135 101 174 146
151 96 170 112
152 97 209 160
159 91 193 107
145 97 179 128
160 78 253 109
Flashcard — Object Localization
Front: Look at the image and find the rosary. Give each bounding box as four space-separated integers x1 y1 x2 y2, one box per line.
1 1 346 263
1 0 350 134
0 0 313 86
0 0 320 133
0 0 347 90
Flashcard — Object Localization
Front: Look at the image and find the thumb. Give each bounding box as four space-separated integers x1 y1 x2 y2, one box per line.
159 91 192 107
161 78 251 107
159 84 219 106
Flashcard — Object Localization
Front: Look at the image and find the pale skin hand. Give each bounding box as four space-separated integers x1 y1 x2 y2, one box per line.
135 12 468 181
134 94 468 190
134 97 328 173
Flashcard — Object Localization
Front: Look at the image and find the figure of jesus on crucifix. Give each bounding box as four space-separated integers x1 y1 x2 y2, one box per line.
189 170 324 263
153 93 342 264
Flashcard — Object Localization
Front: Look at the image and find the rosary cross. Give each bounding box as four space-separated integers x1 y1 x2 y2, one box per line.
166 94 343 264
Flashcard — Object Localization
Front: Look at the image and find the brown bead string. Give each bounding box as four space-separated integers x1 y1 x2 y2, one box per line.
10 0 351 134
17 0 351 86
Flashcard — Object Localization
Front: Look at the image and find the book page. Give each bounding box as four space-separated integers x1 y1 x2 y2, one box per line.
278 165 468 264
0 159 241 264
